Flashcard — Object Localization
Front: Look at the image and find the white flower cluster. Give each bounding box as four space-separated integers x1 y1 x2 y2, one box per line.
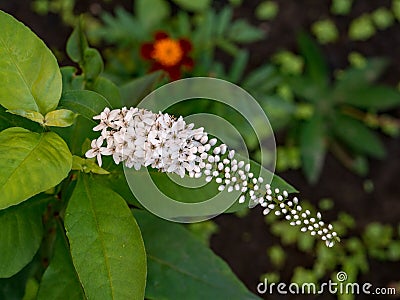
87 107 339 247
85 107 211 177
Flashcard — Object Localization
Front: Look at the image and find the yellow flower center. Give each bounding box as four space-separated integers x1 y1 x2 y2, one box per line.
151 38 183 67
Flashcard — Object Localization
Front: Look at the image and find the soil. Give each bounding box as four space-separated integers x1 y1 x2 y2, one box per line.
1 0 399 299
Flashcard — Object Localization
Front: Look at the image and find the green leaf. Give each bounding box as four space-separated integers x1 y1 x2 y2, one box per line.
0 106 42 132
65 175 146 300
334 113 386 159
0 127 72 209
300 115 327 184
72 155 110 175
82 48 104 82
171 0 211 12
133 210 261 300
340 85 400 111
242 64 280 91
119 71 163 107
66 19 103 82
216 7 233 37
52 116 96 156
37 223 86 300
0 262 37 300
91 77 121 108
0 11 62 114
228 20 265 43
334 58 389 91
6 109 44 125
60 66 78 93
288 76 326 103
297 32 329 86
66 18 88 64
135 0 170 29
228 50 249 83
90 161 142 207
176 12 191 36
0 196 47 277
59 90 111 121
60 66 85 93
44 109 76 127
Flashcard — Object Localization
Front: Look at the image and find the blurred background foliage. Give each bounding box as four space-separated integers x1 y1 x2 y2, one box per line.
2 0 400 299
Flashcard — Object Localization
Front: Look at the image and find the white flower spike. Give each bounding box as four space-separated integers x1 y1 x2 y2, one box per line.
87 107 339 247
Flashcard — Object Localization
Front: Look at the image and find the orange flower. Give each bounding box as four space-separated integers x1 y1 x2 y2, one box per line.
140 32 194 80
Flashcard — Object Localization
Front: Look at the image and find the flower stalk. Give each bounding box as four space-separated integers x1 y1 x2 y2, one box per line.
87 107 339 247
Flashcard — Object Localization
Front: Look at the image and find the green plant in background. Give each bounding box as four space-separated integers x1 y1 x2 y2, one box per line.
85 0 265 84
311 19 339 44
394 0 400 21
348 6 397 41
371 7 395 30
255 1 279 21
238 31 400 179
348 51 367 68
348 13 376 41
272 51 304 75
32 0 77 26
331 0 353 15
261 198 400 300
276 33 400 183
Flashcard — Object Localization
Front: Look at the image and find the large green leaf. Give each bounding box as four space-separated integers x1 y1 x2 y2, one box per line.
133 210 261 300
0 127 72 209
333 113 386 159
300 115 327 184
65 175 146 300
0 11 61 114
0 261 38 300
0 195 48 277
91 160 142 208
37 223 86 300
